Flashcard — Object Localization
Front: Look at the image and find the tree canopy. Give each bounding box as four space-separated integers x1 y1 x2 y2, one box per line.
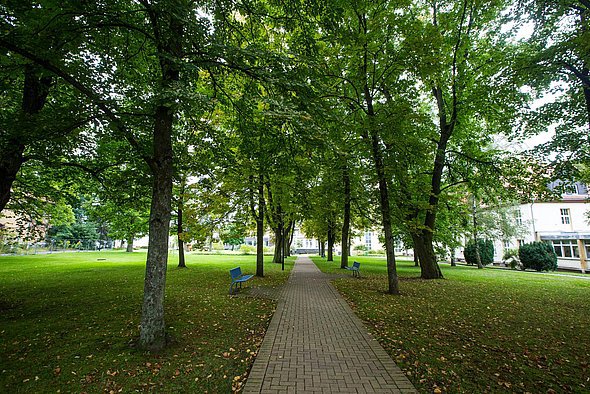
0 0 576 350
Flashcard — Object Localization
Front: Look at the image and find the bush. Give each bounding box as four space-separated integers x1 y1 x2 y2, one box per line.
239 244 256 255
519 242 558 271
502 248 520 269
464 239 494 266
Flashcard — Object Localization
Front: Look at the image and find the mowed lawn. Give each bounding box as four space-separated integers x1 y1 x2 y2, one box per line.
0 251 292 393
313 256 590 394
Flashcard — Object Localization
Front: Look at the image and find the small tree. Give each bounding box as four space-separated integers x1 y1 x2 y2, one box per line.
464 239 494 266
519 242 558 272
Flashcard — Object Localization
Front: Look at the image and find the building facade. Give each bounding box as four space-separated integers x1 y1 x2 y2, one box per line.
498 182 589 272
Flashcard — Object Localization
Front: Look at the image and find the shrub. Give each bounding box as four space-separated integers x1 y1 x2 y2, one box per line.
464 239 494 266
502 248 521 269
519 242 558 271
239 244 256 255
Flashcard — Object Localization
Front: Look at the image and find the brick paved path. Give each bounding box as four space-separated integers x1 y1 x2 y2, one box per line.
243 256 416 393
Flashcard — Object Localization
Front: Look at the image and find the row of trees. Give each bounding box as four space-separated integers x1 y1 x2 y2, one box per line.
1 0 587 350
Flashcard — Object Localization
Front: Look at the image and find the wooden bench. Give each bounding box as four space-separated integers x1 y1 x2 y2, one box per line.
345 261 361 278
229 267 253 295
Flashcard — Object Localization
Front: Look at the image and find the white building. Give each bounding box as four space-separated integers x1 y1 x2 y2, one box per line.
499 182 589 272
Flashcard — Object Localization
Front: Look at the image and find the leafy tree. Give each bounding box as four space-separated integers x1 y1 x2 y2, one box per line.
515 0 589 167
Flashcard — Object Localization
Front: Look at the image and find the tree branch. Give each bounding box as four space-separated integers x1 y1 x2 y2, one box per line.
0 37 154 170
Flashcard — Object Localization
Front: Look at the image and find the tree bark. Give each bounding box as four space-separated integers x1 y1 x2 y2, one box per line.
126 237 134 253
413 251 419 267
139 104 174 351
341 162 351 268
177 200 186 268
284 220 294 258
327 224 335 262
473 198 483 269
361 44 399 294
272 218 284 265
256 175 264 277
139 5 183 351
0 65 51 213
413 231 443 278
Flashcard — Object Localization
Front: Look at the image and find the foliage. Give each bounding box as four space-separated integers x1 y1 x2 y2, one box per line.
239 244 256 255
47 221 99 248
219 221 247 248
313 256 590 393
464 239 495 266
519 241 558 271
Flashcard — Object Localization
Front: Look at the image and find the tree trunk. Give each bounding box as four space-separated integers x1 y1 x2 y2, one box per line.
341 162 351 268
320 240 325 257
139 6 183 350
413 251 419 267
450 247 456 267
580 8 590 132
272 222 284 265
583 70 590 132
256 175 264 277
473 198 483 269
413 231 443 279
362 75 399 293
177 201 186 268
286 220 295 257
416 86 451 280
1 65 51 213
327 225 334 262
126 237 134 253
139 105 174 351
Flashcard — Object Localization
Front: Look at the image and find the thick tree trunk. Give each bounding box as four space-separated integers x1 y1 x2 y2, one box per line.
320 241 325 257
139 105 174 351
177 202 186 268
256 175 264 277
341 163 351 268
1 66 51 213
126 237 134 253
0 144 25 213
413 231 443 279
139 5 183 350
413 251 419 267
416 86 451 280
362 80 399 294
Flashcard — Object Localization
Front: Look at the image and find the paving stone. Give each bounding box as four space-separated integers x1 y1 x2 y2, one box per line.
242 256 417 393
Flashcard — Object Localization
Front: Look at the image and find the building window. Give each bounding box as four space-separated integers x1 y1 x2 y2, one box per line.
551 240 579 258
515 209 522 225
564 183 579 195
365 231 372 251
560 208 571 225
503 240 511 248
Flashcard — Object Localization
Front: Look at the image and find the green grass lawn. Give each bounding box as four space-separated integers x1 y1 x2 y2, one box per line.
313 256 590 394
0 251 293 393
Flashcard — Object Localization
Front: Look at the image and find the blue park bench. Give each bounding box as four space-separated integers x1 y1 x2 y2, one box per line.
229 267 253 295
345 261 361 278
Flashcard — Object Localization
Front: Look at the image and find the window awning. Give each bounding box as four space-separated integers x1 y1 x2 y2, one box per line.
539 232 590 240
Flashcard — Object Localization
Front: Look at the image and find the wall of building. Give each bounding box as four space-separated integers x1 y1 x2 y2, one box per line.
493 195 590 272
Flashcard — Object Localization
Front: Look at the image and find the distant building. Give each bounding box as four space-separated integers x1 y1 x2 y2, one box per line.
497 181 589 272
